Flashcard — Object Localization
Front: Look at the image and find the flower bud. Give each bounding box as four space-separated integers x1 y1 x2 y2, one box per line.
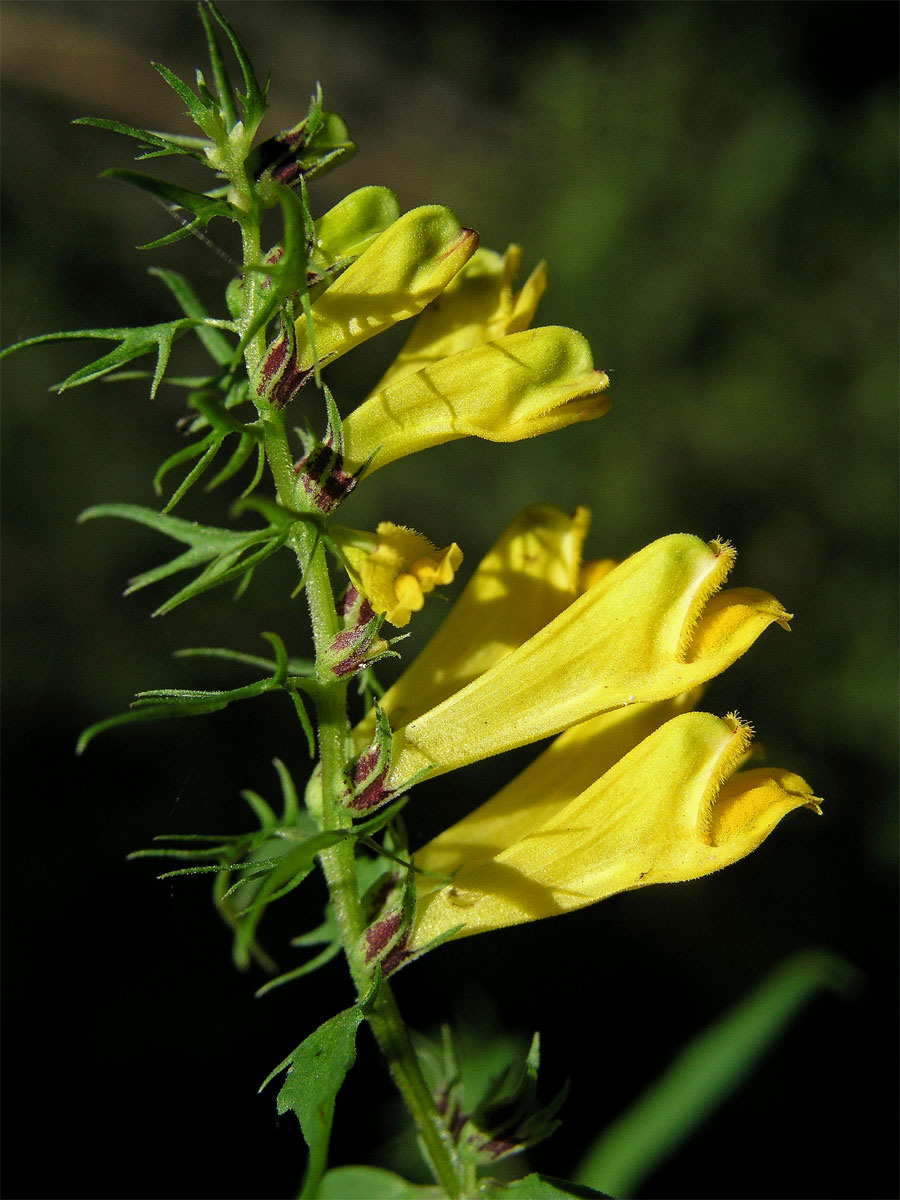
253 109 356 193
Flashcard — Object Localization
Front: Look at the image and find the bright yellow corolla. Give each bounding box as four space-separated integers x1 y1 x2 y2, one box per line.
294 204 478 371
386 534 790 789
334 522 463 628
341 326 610 475
370 244 548 392
408 711 821 945
352 503 591 743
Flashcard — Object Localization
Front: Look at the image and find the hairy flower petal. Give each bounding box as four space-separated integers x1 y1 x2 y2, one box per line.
408 712 820 945
413 691 704 879
387 534 791 787
337 522 463 628
341 326 611 474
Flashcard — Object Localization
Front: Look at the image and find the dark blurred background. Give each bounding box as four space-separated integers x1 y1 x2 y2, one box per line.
2 3 897 1198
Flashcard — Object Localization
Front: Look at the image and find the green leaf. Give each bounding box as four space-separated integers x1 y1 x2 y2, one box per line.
575 950 860 1199
483 1175 611 1200
255 940 342 999
76 673 278 753
206 2 268 131
198 2 238 129
0 319 232 396
149 268 234 365
72 116 210 161
104 168 236 242
76 630 297 753
174 645 315 676
318 1166 444 1200
152 61 224 139
78 502 289 613
261 1007 365 1198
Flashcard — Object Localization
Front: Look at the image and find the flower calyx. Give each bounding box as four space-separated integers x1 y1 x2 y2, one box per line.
251 93 356 205
341 703 398 815
359 866 415 978
293 387 361 513
320 588 397 681
433 1031 567 1166
252 309 316 411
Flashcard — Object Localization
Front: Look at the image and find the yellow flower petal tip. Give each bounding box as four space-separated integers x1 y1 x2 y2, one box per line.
336 522 463 628
578 557 618 591
407 711 820 947
341 326 611 475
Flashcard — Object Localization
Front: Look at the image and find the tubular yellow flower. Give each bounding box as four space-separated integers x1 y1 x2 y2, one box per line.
370 244 549 392
341 326 611 475
387 534 792 788
293 205 479 371
408 712 822 946
351 504 591 745
334 522 463 628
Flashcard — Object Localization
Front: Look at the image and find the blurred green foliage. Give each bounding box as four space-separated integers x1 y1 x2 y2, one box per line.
2 4 896 1198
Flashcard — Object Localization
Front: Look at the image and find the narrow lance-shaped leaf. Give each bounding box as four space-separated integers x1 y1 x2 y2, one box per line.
207 1 268 131
198 1 239 129
76 633 296 753
149 268 235 366
103 169 236 235
72 116 211 161
152 60 225 140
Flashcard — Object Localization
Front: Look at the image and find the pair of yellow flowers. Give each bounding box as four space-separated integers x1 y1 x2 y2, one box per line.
289 196 820 953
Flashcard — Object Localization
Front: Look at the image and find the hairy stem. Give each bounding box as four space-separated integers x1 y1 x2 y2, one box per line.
250 307 464 1198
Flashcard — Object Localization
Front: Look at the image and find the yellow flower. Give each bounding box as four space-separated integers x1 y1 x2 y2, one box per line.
293 204 479 371
334 522 463 628
386 533 791 789
408 711 821 946
370 244 548 392
341 326 611 475
352 503 591 741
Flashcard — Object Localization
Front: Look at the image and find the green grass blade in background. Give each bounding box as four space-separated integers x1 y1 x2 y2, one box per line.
575 950 860 1198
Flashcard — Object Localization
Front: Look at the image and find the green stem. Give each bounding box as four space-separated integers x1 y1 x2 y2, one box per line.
251 322 464 1198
